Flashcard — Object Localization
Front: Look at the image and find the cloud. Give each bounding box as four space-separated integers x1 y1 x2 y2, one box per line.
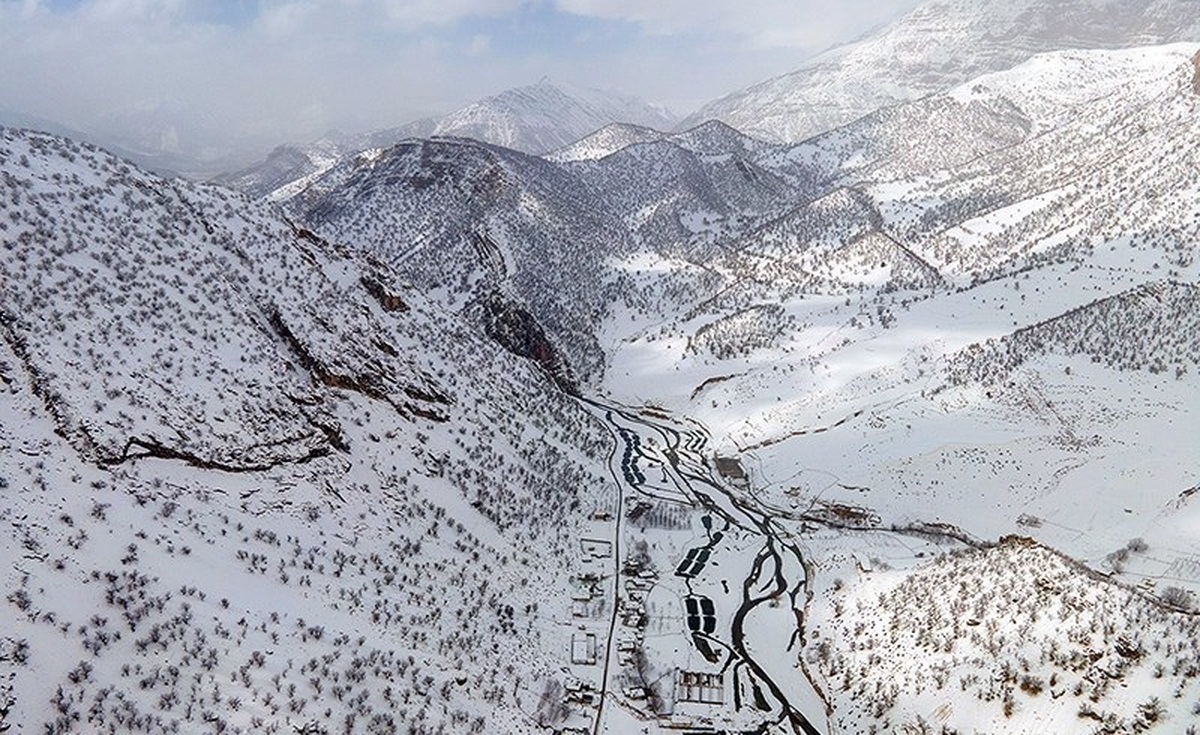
81 0 190 21
466 33 492 56
552 0 913 49
378 0 525 28
0 0 917 168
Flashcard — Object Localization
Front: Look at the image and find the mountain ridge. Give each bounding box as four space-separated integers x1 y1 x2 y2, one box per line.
681 0 1200 142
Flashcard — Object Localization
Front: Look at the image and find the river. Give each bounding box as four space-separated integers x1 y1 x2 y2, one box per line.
584 398 828 735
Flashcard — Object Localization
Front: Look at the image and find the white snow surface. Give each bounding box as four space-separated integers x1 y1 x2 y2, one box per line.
4 40 1200 735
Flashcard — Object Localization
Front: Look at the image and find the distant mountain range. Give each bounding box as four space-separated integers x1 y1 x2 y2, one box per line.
212 79 679 199
3 79 675 179
681 0 1200 142
10 0 1200 179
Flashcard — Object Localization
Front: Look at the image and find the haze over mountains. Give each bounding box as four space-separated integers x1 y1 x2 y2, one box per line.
11 0 1200 177
3 0 1200 733
215 79 679 200
1 79 676 180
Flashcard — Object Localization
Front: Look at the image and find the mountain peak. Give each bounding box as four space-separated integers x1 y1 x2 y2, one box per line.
429 79 677 155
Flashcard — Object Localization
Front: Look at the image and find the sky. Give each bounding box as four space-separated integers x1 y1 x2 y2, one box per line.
0 0 919 162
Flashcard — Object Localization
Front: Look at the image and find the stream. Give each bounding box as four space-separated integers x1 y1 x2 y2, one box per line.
585 398 827 735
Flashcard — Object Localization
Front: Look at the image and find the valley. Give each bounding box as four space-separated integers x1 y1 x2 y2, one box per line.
586 400 822 735
3 3 1200 734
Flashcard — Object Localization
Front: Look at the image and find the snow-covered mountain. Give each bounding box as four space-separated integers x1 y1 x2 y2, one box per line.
0 126 614 733
429 78 676 155
282 137 637 387
543 122 667 162
546 119 772 163
682 0 1200 142
563 125 791 256
707 44 1200 295
211 139 347 200
216 79 677 200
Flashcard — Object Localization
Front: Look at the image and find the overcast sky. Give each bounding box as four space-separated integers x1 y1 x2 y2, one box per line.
0 0 918 155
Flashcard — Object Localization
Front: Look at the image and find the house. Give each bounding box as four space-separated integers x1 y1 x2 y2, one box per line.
713 456 749 487
570 632 596 665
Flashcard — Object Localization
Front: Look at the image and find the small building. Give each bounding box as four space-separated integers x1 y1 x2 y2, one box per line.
570 633 597 665
676 671 723 705
579 538 612 560
714 456 749 487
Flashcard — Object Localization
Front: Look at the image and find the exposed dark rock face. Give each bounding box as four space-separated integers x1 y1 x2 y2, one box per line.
481 295 579 396
267 310 450 422
360 276 409 312
111 434 338 472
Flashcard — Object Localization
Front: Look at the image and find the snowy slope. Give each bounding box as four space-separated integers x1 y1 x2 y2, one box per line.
566 138 791 257
543 122 667 162
706 44 1200 301
283 137 637 387
807 538 1200 732
947 281 1200 385
885 45 1200 282
597 47 1200 732
0 127 617 734
5 35 1200 735
682 0 1200 142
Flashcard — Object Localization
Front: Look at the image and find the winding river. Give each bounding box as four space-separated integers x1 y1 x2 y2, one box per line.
585 398 827 735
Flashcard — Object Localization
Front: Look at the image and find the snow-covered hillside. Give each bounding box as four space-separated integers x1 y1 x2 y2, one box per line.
0 127 617 734
543 122 667 163
282 137 638 388
682 0 1200 143
565 134 791 257
808 538 1200 733
546 120 772 163
703 44 1200 301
